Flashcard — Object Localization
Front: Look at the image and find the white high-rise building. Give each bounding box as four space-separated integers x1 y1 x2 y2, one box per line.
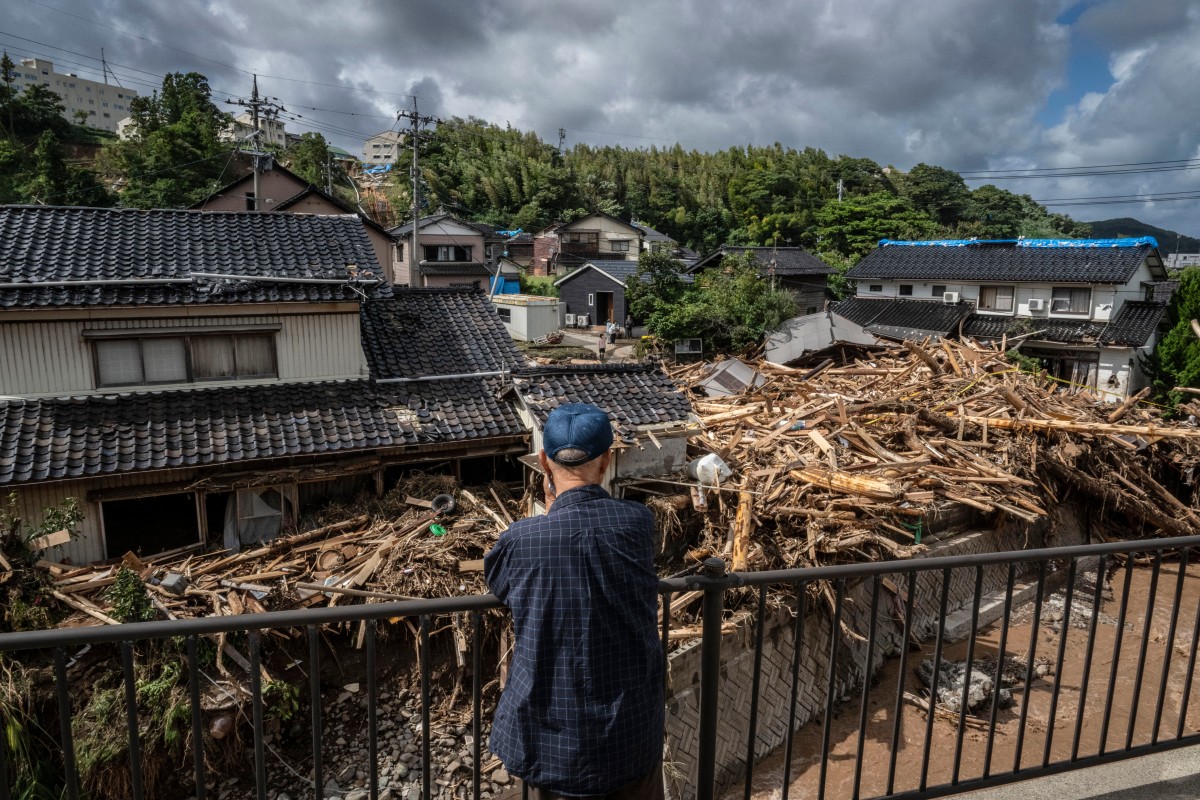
9 58 138 134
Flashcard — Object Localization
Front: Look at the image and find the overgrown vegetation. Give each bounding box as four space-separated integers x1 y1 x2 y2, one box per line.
1145 265 1200 408
0 493 84 632
628 251 797 350
105 567 155 623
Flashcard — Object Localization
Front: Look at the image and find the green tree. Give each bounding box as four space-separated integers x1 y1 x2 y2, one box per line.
814 192 937 257
286 131 332 187
1145 266 1200 405
648 254 797 351
624 249 688 325
103 71 231 208
901 163 971 228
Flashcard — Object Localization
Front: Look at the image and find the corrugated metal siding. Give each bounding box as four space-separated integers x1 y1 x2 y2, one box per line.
276 312 368 380
1 321 94 395
1 312 367 396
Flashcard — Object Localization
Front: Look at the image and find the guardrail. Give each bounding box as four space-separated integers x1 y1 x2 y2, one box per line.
0 535 1198 799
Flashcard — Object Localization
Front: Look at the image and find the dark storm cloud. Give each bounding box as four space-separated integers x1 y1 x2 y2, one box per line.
4 0 1197 234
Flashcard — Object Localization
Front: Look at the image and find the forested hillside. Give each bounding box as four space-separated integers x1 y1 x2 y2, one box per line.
3 62 1095 261
1088 218 1200 253
411 117 1091 258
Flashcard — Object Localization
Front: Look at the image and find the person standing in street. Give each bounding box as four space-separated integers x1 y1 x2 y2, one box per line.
597 329 607 362
606 319 617 345
624 313 634 338
484 403 665 799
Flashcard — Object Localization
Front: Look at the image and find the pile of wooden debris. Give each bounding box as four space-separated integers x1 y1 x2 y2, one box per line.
35 474 522 635
629 339 1200 573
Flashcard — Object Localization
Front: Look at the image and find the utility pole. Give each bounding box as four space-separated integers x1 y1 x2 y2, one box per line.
837 178 844 202
227 75 286 211
396 98 441 281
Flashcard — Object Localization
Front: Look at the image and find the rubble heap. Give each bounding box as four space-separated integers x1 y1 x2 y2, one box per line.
636 338 1200 574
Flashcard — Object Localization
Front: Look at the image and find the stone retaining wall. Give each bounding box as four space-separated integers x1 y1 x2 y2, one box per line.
662 504 1088 799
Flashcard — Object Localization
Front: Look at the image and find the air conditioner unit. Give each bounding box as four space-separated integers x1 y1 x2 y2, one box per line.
577 313 589 327
1027 298 1046 312
564 313 575 326
942 291 960 304
675 338 703 355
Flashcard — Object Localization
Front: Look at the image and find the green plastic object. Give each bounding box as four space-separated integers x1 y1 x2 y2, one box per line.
430 523 447 537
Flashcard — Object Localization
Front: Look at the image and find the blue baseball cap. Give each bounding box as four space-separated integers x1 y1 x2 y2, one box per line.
543 403 613 465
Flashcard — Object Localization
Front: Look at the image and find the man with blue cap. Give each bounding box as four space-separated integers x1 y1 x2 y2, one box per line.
485 402 664 799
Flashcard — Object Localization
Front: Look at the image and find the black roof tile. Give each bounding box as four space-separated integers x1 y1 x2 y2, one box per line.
513 363 693 427
689 246 835 277
0 378 527 486
960 315 1107 344
847 239 1157 283
360 288 525 380
832 297 974 339
0 206 385 309
1100 301 1169 347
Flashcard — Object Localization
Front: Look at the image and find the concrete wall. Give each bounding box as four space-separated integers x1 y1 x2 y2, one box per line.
492 297 564 341
663 505 1089 799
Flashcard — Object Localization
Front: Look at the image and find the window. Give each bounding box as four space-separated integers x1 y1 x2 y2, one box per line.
244 192 256 211
496 307 512 322
1051 287 1091 314
610 240 630 253
425 245 472 262
95 333 276 387
868 284 883 293
932 285 947 297
899 284 913 296
978 285 1014 312
588 293 595 306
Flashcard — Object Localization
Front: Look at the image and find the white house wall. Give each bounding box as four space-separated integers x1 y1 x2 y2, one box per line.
1 309 367 398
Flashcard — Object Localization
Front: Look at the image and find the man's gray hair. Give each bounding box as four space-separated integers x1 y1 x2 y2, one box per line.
551 447 592 466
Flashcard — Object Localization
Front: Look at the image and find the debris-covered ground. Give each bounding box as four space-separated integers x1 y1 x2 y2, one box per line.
6 338 1200 798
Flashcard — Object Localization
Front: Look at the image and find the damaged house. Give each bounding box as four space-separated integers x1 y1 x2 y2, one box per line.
837 237 1174 399
511 363 697 493
0 207 528 565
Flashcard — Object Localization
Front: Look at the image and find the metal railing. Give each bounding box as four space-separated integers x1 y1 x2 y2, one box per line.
0 535 1198 799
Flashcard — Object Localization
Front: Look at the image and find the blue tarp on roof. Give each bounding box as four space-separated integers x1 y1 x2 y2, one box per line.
879 237 1159 249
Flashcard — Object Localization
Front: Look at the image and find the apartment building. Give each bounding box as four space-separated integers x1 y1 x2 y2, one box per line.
10 58 138 133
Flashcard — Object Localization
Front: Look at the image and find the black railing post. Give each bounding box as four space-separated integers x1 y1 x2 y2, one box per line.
695 557 729 800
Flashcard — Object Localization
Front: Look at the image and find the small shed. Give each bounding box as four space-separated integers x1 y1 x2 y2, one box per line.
491 294 564 341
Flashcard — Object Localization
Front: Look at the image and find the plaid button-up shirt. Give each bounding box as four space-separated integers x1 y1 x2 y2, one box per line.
484 483 664 795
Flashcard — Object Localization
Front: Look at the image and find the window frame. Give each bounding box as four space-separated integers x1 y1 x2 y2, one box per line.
977 285 1015 313
610 239 631 253
496 307 512 323
899 284 914 297
93 331 278 389
932 285 947 297
1050 286 1092 315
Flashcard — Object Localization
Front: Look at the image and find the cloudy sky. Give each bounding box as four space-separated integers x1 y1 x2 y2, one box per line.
5 0 1199 238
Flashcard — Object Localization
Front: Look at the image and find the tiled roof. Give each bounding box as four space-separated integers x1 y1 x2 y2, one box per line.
634 223 675 243
555 259 694 287
378 377 525 444
513 363 693 428
359 289 525 380
1101 301 1169 347
0 381 404 485
1145 280 1178 303
960 315 1106 344
832 297 974 340
847 239 1155 283
689 246 835 276
0 206 384 309
0 378 527 486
